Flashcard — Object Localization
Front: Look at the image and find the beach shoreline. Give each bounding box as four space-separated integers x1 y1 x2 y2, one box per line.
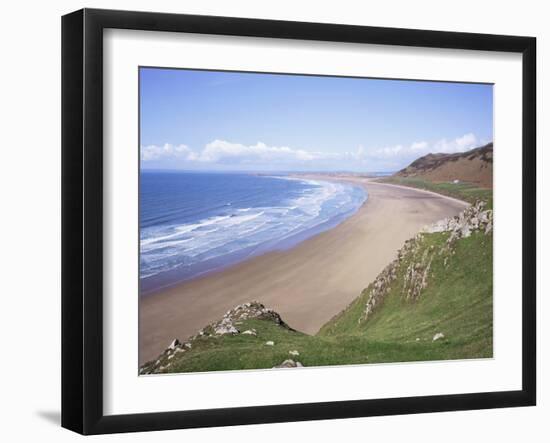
139 177 469 365
140 175 367 296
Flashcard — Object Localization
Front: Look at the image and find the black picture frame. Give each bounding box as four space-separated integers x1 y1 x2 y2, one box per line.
61 8 536 435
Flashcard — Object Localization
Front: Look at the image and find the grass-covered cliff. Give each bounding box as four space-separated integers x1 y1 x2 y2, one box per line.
140 196 493 374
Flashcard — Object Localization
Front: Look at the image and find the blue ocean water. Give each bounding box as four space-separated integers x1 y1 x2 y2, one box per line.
140 172 367 294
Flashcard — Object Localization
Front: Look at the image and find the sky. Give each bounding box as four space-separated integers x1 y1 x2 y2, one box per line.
140 67 493 172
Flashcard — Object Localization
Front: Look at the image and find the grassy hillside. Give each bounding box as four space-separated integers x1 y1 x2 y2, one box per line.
141 203 493 374
320 231 493 360
395 142 493 188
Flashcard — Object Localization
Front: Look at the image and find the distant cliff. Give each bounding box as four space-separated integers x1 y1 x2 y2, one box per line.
396 143 493 188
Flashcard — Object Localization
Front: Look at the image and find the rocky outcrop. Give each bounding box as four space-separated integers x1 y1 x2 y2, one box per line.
423 200 492 237
273 359 303 368
403 244 435 300
360 261 397 322
140 301 292 374
360 235 419 322
359 200 493 323
201 301 292 337
432 332 445 341
423 200 493 257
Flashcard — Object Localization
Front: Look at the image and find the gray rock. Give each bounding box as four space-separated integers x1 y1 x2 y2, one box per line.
274 359 303 368
433 332 445 341
139 300 294 375
168 339 180 350
289 350 300 356
460 225 472 238
214 324 239 335
422 201 493 242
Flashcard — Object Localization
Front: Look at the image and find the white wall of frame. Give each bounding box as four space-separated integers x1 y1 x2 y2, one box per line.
0 0 547 442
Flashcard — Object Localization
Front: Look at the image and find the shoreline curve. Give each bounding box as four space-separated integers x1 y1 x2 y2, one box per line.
139 178 467 365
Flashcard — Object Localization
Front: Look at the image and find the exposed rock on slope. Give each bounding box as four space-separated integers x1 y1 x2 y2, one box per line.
273 359 304 368
359 200 493 323
360 236 415 322
423 200 493 240
140 301 292 374
396 143 493 188
403 243 435 301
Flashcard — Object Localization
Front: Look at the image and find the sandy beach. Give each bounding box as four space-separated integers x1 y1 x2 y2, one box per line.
139 178 468 364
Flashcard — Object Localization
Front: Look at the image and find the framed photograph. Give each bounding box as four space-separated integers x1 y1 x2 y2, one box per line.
61 8 536 435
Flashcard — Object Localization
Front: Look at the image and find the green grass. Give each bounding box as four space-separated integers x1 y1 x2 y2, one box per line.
380 176 493 209
321 232 493 359
146 178 493 374
153 228 493 374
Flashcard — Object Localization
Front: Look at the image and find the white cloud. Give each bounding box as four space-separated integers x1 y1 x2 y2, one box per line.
370 133 479 160
349 144 366 160
411 141 429 152
141 140 332 164
433 133 478 154
196 140 325 163
140 143 195 161
141 133 484 170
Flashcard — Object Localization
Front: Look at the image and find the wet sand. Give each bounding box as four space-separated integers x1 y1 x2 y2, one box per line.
139 178 468 364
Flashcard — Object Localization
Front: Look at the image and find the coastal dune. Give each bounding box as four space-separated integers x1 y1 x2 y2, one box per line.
139 179 468 364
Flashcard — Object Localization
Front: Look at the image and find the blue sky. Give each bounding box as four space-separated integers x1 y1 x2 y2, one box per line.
140 67 493 172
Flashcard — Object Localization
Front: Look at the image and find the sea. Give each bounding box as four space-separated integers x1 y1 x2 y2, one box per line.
140 171 367 294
